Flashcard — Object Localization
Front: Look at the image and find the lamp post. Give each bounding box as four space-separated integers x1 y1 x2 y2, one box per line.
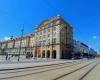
18 26 24 62
51 21 54 59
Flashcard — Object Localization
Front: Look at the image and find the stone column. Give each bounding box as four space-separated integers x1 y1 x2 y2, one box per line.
56 45 60 59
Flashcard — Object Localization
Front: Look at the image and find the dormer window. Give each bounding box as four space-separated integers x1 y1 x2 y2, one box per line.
53 23 57 27
42 27 44 30
45 25 48 28
50 23 53 26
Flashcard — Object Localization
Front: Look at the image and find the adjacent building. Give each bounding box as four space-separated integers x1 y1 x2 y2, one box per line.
74 40 97 58
89 48 97 57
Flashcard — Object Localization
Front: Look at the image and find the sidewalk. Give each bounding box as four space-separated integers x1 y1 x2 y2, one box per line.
0 59 78 70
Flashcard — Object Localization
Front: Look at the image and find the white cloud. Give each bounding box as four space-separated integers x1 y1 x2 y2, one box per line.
92 36 97 39
4 37 10 41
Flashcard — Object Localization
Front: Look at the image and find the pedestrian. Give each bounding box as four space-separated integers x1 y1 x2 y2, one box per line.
8 57 11 61
6 53 8 61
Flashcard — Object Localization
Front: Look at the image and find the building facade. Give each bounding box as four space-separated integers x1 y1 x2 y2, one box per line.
74 40 96 58
0 16 73 59
74 40 89 53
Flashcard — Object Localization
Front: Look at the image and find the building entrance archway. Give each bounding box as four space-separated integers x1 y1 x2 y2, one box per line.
46 50 50 58
42 50 45 58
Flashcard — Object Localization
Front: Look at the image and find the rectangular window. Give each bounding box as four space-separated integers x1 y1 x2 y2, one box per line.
36 37 38 40
53 24 56 30
39 36 41 39
48 46 50 48
48 34 50 38
43 29 46 33
53 32 56 37
40 31 42 35
38 41 41 46
48 28 50 32
48 39 50 45
53 38 56 44
43 35 45 38
39 41 42 46
43 40 46 46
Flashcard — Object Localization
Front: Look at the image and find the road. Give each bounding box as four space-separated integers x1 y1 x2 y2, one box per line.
0 59 100 80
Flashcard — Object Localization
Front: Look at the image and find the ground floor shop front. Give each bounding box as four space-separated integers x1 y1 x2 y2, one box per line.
0 45 73 59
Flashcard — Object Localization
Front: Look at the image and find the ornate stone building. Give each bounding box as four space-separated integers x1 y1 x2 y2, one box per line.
0 16 74 59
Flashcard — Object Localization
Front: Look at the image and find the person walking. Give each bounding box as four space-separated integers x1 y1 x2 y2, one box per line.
6 53 8 61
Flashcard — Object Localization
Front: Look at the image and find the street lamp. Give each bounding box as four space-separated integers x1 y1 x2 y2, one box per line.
18 26 24 62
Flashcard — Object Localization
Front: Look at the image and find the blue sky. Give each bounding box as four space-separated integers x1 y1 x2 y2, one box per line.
0 0 100 51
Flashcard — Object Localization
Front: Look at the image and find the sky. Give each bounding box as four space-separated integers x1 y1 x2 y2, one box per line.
0 0 100 52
